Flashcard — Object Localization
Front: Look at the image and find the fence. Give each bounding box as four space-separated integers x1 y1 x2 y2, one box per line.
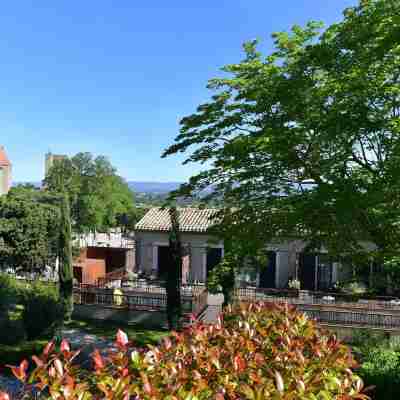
235 287 400 329
73 283 208 317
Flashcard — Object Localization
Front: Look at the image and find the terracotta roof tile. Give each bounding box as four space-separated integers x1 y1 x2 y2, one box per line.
135 207 219 233
0 146 11 166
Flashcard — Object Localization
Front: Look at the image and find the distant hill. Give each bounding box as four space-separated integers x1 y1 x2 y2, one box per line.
127 181 183 194
14 181 184 195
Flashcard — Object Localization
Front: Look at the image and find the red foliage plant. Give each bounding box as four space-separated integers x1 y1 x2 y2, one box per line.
1 302 370 399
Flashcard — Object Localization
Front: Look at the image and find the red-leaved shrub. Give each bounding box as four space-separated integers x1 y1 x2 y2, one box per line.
1 302 370 399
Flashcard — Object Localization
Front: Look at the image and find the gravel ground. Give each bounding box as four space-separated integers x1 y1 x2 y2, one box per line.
0 375 24 397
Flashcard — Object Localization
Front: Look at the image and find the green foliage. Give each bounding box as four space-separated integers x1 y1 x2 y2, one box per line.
59 194 74 322
21 281 62 340
207 255 236 307
0 190 60 273
0 274 61 344
44 152 136 234
351 330 400 400
5 303 368 399
359 348 400 400
0 316 25 346
166 207 182 330
163 0 400 269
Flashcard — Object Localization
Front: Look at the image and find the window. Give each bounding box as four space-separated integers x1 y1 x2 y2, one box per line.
317 254 333 290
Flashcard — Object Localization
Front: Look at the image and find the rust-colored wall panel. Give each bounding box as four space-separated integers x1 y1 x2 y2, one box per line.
82 259 106 285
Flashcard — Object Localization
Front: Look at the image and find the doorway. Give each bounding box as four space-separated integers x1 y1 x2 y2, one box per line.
259 251 276 288
206 247 223 278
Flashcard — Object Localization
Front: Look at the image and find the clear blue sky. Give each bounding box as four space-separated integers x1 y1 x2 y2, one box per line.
1 0 356 183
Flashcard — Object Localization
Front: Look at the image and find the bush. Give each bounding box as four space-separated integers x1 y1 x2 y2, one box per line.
359 348 400 400
0 274 27 345
351 330 400 400
21 282 62 340
4 302 369 399
0 315 25 345
0 273 21 310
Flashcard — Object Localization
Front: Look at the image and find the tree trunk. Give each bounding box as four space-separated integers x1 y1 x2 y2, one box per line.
167 207 182 330
59 194 74 322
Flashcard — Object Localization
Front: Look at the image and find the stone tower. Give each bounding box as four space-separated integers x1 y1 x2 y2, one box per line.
0 146 12 195
45 152 68 178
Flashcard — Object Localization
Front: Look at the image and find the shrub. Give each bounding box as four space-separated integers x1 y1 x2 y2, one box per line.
359 348 400 400
0 273 20 310
0 315 25 345
3 302 369 399
21 282 62 340
0 274 26 345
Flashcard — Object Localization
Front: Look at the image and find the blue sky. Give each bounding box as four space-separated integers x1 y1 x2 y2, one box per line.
1 0 356 182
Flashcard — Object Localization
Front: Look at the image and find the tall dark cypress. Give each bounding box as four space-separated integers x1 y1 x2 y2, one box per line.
166 207 182 330
59 194 74 321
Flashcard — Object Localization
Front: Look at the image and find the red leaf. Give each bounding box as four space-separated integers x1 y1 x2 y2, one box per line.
54 359 63 377
32 355 44 368
92 349 105 371
0 392 10 400
163 337 172 350
42 341 55 358
233 354 246 373
7 359 28 381
60 339 70 353
48 366 56 378
116 329 129 347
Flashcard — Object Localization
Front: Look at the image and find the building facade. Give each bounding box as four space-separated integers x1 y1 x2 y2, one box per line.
134 207 369 290
0 146 12 195
134 208 223 283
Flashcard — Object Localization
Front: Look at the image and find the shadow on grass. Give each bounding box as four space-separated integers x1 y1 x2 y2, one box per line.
64 318 168 347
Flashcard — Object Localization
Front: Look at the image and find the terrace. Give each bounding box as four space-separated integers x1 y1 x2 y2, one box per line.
73 279 208 326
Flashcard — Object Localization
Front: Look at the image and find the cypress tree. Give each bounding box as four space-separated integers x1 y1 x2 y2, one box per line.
59 194 74 322
166 207 182 330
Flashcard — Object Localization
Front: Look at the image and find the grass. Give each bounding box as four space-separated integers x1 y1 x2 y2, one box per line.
64 318 168 347
0 318 168 375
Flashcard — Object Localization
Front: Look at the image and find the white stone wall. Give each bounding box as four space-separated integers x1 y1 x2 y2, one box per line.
134 231 223 282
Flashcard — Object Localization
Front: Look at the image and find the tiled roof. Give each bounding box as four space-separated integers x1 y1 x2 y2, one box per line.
135 207 219 233
0 146 11 166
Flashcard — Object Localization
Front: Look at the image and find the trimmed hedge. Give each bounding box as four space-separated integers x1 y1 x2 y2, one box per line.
21 281 62 340
0 274 61 343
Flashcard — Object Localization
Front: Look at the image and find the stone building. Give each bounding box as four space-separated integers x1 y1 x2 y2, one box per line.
134 207 224 283
134 207 357 290
45 152 68 177
0 146 12 195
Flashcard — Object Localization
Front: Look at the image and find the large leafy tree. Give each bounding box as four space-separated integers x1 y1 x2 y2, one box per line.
44 152 136 234
163 0 400 268
0 188 60 273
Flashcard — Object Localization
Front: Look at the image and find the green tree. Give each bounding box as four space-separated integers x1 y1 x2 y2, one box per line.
0 190 60 273
166 207 182 330
163 0 400 275
44 152 136 234
58 194 74 321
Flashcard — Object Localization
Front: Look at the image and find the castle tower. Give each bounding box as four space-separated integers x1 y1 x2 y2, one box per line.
45 152 68 178
0 146 12 195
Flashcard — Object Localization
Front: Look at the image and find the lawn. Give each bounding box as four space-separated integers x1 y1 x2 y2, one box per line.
64 318 168 347
0 318 167 374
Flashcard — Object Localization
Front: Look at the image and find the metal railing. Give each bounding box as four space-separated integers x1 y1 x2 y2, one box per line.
73 283 208 317
235 287 400 329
